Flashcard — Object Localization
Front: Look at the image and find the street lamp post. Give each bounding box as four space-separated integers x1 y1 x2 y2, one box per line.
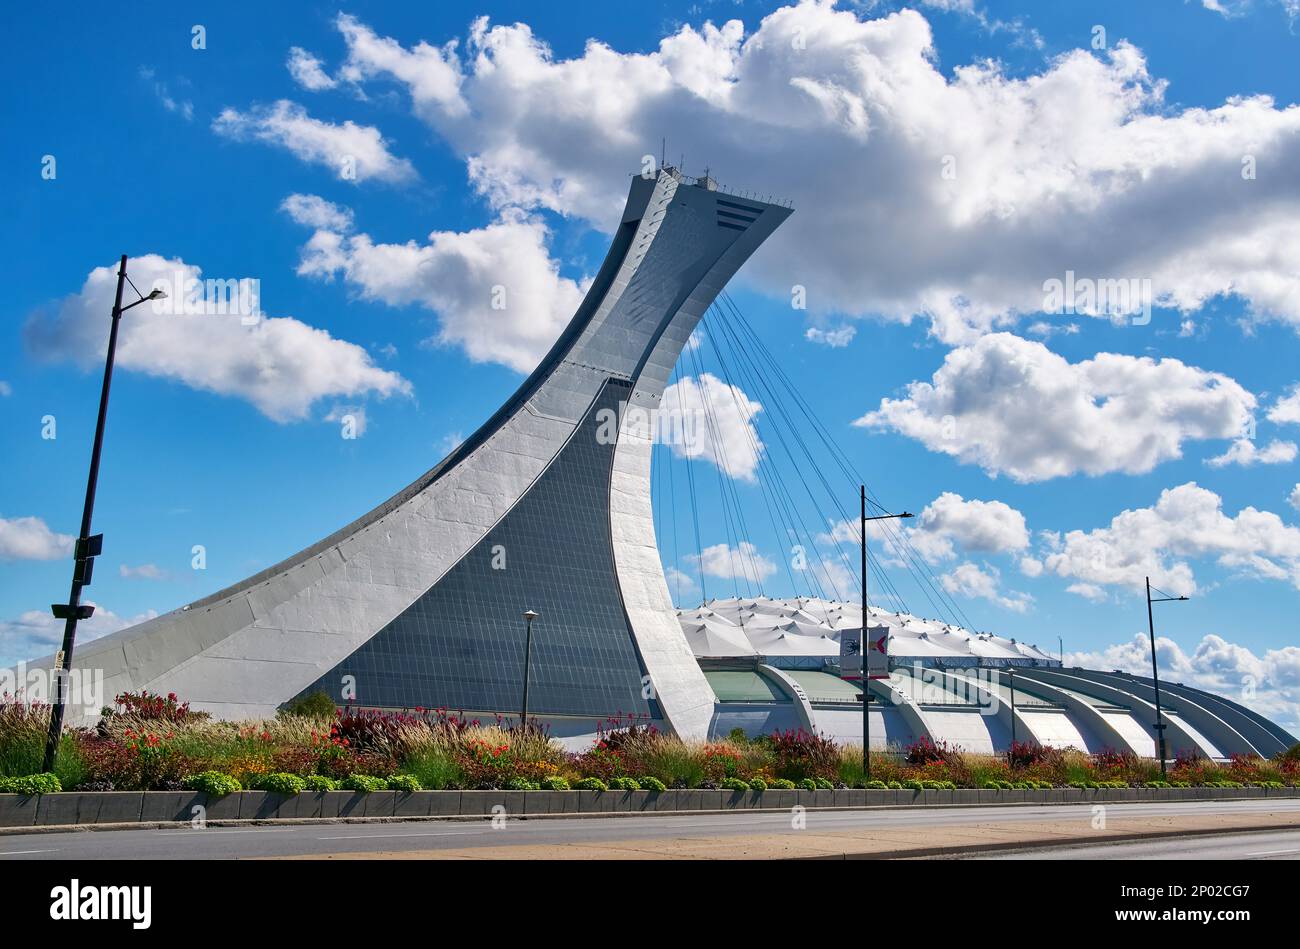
1145 577 1188 781
520 609 538 731
1008 666 1017 747
859 486 912 783
42 255 164 773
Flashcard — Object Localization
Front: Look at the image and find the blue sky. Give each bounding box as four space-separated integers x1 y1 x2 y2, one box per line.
2 0 1298 725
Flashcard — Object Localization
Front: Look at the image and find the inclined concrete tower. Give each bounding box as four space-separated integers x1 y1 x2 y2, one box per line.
24 168 791 740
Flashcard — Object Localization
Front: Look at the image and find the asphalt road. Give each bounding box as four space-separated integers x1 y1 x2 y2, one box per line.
961 828 1300 860
2 799 1299 859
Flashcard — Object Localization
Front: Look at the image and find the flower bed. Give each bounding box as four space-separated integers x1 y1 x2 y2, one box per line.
2 692 1296 792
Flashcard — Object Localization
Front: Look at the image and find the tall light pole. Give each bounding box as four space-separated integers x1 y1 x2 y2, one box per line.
859 486 912 783
1008 666 1017 747
520 609 538 732
43 255 164 773
1145 577 1188 781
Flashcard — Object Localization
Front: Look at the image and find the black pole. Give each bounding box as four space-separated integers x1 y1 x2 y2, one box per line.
860 485 868 782
520 612 534 730
42 254 128 773
1145 577 1168 780
1008 667 1016 747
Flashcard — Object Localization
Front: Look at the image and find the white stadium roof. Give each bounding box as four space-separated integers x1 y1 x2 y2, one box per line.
677 596 1058 664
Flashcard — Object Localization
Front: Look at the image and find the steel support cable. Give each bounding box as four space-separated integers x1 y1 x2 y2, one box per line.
712 294 918 612
717 291 973 626
702 305 870 613
672 362 707 603
684 340 749 598
696 308 857 621
706 301 904 614
697 312 803 600
717 290 972 626
687 324 774 598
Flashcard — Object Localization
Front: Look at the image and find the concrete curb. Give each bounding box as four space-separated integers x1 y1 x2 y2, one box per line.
1 786 1296 832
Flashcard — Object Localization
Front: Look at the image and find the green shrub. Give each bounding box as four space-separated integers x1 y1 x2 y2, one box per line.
341 774 388 793
749 778 768 792
572 777 608 792
639 776 667 792
609 776 641 791
278 690 337 720
1144 780 1172 789
798 778 818 792
386 774 422 792
504 777 539 791
183 771 241 796
400 748 463 791
727 727 749 745
863 780 888 790
0 772 62 794
769 778 796 790
302 775 339 792
539 775 570 791
721 777 750 792
815 778 834 790
254 772 307 795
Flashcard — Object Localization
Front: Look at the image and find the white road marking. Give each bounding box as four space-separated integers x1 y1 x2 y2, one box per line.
0 849 58 856
1245 848 1300 856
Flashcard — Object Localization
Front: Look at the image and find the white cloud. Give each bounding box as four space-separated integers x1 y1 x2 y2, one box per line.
23 254 411 422
281 193 354 231
691 541 777 583
1041 482 1300 596
0 516 73 562
1290 484 1300 511
1268 385 1300 425
0 604 158 668
213 100 415 184
804 325 856 347
322 5 1300 342
1205 437 1297 467
939 561 1032 612
287 47 338 90
659 373 764 481
0 381 11 396
139 67 193 121
856 333 1256 482
287 199 586 373
664 565 701 602
1019 556 1043 578
1065 581 1108 602
912 492 1029 562
1066 632 1300 730
119 563 167 580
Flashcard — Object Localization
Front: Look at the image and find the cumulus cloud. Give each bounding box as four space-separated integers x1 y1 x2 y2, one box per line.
659 373 764 481
286 197 587 373
1290 484 1300 511
856 333 1256 481
804 325 856 347
911 491 1029 562
691 541 778 583
287 47 338 90
119 563 167 580
0 516 73 562
319 4 1300 342
23 254 411 422
1066 632 1300 730
1205 437 1297 467
1041 482 1300 596
1268 385 1300 425
939 561 1032 612
213 100 415 184
0 604 157 668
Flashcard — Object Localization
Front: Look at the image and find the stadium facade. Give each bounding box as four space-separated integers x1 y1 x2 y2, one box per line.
14 168 1295 760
